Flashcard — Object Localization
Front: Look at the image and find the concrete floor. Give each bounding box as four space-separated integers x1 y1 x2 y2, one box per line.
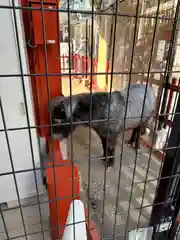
0 193 50 239
69 127 161 239
0 79 163 239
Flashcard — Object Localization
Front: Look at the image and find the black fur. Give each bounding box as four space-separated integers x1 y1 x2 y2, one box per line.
51 84 156 168
43 176 47 190
128 117 153 150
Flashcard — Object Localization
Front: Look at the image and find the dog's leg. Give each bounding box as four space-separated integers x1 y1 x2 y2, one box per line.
100 135 117 169
134 125 141 151
128 127 138 146
128 124 146 150
43 176 47 190
135 123 148 151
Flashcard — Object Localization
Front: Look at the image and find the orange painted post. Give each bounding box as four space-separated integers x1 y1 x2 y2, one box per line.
45 139 80 239
21 0 62 138
74 54 78 74
85 209 100 240
21 1 100 239
106 60 109 73
82 56 86 78
166 78 177 126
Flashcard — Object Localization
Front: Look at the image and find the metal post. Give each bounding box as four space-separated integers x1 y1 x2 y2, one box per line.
150 88 180 239
149 1 180 239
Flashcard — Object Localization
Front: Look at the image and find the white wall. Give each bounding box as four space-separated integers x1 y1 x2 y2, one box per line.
0 0 44 204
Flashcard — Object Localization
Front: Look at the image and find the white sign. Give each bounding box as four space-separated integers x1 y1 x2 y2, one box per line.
129 227 153 240
156 40 166 62
60 42 69 56
156 221 172 232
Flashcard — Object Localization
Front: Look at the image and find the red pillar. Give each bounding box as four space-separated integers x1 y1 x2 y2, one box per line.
21 0 62 137
20 1 100 239
20 1 80 238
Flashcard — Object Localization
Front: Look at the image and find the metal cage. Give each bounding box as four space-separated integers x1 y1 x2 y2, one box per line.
1 0 180 239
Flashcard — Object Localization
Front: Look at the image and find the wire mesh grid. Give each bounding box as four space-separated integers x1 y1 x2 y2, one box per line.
1 0 180 239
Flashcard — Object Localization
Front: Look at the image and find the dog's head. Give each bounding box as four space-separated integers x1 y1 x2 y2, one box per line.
51 95 78 139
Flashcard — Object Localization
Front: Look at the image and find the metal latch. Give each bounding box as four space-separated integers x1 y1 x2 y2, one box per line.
19 102 26 116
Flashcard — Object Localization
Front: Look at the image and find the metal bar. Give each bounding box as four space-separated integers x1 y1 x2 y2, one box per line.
112 0 140 238
86 20 88 78
0 111 180 132
165 78 177 125
158 58 177 130
150 96 180 238
0 4 178 21
138 0 180 230
2 192 180 219
1 196 80 213
87 0 94 230
101 0 118 239
5 217 90 240
164 155 180 239
175 225 180 239
158 3 179 131
105 12 114 88
0 208 9 239
0 97 28 238
66 0 76 238
138 79 180 230
130 0 162 229
160 81 180 203
5 229 50 240
149 0 180 230
11 1 44 238
3 161 180 184
161 132 180 239
2 0 180 239
2 69 180 77
143 99 180 236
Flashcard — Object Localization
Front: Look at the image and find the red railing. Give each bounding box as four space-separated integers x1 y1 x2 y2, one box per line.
60 54 98 88
157 77 179 128
60 54 178 126
140 78 179 161
60 54 111 89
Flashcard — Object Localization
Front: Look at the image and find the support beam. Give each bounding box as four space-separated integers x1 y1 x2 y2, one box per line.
21 0 62 137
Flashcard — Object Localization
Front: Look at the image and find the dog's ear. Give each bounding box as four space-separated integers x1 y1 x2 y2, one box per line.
51 95 79 120
51 96 67 122
51 96 66 110
77 94 93 113
63 96 78 119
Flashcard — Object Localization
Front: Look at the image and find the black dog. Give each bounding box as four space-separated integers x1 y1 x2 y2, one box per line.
51 84 156 168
